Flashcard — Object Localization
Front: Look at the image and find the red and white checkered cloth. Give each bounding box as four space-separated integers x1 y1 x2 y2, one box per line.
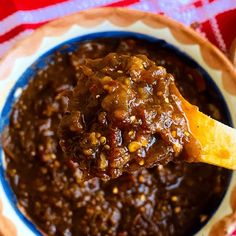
0 0 236 57
0 0 236 235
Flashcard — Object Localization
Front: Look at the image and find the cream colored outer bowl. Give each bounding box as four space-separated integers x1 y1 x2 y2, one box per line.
0 8 236 236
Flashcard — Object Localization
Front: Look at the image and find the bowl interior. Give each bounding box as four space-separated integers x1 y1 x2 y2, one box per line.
0 31 233 235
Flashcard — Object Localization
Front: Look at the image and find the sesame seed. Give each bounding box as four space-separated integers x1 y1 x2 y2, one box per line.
38 185 46 192
104 144 110 150
89 132 98 145
130 116 136 122
101 76 112 83
138 175 145 183
128 130 134 136
140 194 146 201
162 206 167 211
99 153 108 169
54 161 60 168
158 165 163 170
140 207 145 212
184 131 190 137
171 196 178 202
174 207 181 214
173 143 181 153
124 78 131 86
139 159 145 166
100 136 106 144
140 138 148 147
83 149 93 156
128 141 142 152
171 131 177 138
112 187 119 194
41 168 48 174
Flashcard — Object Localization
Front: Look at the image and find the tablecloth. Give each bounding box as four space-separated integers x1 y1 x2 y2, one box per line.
0 0 236 58
0 0 236 235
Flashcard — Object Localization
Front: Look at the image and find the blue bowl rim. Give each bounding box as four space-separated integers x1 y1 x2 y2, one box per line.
0 31 233 236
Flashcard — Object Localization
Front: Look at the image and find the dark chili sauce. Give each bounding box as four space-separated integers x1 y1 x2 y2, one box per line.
2 38 231 236
58 53 195 180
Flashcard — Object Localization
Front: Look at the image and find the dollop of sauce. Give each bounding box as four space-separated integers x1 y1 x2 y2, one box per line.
58 53 192 180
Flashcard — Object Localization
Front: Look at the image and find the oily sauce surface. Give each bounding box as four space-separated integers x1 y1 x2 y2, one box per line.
3 38 231 236
58 53 193 180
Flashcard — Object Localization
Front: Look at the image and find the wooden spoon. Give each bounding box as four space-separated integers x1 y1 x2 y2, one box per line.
175 87 236 170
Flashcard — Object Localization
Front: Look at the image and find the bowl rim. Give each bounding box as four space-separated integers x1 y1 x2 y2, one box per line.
0 7 236 93
0 7 236 236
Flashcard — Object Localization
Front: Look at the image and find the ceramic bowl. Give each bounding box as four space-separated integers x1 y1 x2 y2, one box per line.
0 8 236 236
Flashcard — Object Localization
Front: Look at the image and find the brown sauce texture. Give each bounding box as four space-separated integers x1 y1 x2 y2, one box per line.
2 38 231 236
58 53 193 180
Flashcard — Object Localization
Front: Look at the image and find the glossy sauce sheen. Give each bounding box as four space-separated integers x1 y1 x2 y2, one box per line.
58 53 193 180
3 38 231 236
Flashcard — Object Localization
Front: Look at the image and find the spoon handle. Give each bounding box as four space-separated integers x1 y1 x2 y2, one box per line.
180 92 236 170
